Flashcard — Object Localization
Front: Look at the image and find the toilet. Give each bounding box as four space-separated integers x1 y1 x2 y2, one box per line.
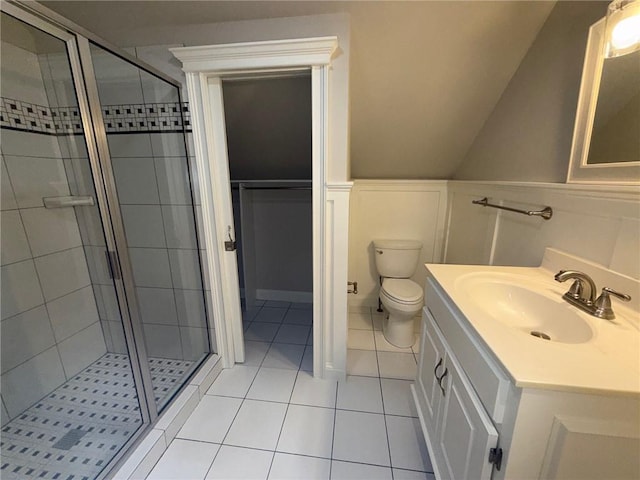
373 239 424 348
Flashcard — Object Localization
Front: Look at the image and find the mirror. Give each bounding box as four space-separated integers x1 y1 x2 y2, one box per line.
568 18 640 183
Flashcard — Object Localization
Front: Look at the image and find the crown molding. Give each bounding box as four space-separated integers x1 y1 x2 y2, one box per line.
171 36 338 73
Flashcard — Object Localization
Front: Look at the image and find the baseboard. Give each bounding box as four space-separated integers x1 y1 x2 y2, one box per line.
323 365 346 382
256 289 313 304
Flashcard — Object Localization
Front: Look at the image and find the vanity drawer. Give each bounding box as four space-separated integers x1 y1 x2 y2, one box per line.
426 278 510 424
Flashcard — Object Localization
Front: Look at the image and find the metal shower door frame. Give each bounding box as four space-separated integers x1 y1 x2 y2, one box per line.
4 0 214 476
0 2 158 478
0 0 156 423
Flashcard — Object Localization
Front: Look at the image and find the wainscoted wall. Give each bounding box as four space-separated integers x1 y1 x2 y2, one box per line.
347 179 639 311
0 42 105 423
348 180 448 308
445 181 640 281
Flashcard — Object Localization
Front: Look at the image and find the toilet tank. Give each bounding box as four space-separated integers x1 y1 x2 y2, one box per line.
373 239 423 278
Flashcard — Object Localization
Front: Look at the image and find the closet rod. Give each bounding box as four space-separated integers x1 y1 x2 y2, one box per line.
237 186 311 190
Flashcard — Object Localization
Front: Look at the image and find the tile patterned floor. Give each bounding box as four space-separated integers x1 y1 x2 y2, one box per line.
1 354 194 480
147 303 434 480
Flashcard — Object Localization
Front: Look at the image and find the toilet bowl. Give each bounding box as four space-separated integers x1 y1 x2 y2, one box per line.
379 278 423 348
373 239 424 348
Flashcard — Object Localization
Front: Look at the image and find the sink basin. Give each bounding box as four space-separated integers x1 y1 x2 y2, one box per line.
456 275 594 344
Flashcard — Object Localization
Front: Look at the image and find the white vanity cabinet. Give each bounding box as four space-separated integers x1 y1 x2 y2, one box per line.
413 273 640 480
415 283 503 480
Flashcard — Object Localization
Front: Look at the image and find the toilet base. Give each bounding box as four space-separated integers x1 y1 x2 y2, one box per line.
383 312 416 348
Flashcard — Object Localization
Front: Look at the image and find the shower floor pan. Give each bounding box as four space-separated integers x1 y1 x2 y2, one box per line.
1 353 194 480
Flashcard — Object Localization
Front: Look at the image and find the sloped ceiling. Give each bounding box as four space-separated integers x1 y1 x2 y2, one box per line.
40 1 556 179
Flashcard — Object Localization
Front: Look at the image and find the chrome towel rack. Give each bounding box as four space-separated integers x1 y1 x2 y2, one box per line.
472 197 553 220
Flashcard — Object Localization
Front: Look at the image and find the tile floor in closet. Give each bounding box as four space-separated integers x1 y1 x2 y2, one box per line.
146 301 434 480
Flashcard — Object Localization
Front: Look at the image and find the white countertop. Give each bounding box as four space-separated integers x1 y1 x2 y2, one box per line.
424 250 640 397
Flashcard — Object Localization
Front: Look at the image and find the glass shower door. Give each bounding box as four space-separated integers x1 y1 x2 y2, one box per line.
83 42 211 412
0 12 145 479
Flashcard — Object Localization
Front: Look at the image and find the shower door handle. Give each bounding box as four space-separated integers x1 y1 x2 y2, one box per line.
105 251 121 280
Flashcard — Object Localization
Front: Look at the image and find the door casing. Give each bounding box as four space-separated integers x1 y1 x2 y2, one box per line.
172 37 352 379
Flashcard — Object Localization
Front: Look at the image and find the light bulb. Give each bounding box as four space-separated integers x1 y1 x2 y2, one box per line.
611 14 640 50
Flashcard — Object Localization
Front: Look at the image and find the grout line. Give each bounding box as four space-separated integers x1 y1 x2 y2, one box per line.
201 440 224 478
27 244 86 263
329 369 340 479
263 331 289 480
378 363 395 480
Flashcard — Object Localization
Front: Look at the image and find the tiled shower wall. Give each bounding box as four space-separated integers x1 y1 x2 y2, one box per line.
90 46 211 362
107 132 209 361
128 44 218 355
0 41 106 424
1 40 211 426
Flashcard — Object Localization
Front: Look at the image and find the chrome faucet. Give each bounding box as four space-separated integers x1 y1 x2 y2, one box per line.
554 270 597 304
554 270 631 320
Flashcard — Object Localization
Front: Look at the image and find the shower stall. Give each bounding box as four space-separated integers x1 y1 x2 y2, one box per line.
1 3 212 479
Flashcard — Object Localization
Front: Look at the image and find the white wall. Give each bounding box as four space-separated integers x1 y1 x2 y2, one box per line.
445 181 640 281
348 180 448 308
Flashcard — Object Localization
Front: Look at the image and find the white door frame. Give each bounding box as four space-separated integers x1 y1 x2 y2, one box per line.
172 37 351 379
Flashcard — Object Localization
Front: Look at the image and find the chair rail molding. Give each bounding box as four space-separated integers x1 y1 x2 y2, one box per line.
172 36 351 380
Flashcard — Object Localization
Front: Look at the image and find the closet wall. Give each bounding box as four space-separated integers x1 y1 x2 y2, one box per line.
223 75 313 304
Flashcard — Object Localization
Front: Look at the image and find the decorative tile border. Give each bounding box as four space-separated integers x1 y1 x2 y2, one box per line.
101 101 190 133
0 98 67 134
0 97 191 135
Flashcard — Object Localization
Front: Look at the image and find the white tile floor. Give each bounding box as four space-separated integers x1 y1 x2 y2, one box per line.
147 303 434 480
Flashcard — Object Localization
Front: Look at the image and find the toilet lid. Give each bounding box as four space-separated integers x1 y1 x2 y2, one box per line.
382 279 424 304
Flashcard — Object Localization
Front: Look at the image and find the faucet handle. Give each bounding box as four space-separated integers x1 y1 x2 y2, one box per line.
602 287 631 302
594 287 631 320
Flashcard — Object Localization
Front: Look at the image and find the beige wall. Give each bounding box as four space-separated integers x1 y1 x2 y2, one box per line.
42 1 555 181
118 13 351 183
453 1 607 182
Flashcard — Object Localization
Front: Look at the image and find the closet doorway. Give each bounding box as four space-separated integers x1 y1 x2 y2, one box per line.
172 37 349 380
224 73 314 371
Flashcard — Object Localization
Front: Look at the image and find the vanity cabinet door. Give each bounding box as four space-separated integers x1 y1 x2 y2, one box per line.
417 307 448 432
437 351 499 480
